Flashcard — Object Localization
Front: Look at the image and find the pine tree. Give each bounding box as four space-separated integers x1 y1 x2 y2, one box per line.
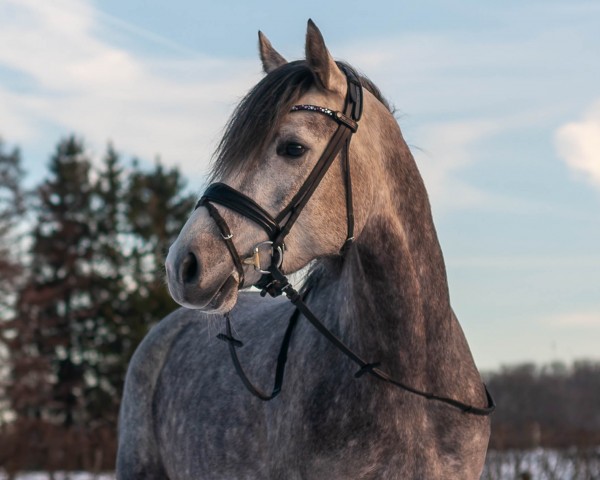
2 139 198 470
123 159 196 345
0 139 26 427
7 136 96 427
84 143 128 426
79 151 197 461
0 139 25 319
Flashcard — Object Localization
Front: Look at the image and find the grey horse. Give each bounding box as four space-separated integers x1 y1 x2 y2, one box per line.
117 20 492 479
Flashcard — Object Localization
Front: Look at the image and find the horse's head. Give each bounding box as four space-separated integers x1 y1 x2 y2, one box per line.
166 20 393 312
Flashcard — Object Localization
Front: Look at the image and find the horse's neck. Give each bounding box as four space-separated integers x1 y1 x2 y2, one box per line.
330 149 483 400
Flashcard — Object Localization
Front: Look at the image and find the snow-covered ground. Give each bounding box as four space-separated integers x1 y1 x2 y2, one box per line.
482 448 600 480
0 474 114 480
2 449 599 479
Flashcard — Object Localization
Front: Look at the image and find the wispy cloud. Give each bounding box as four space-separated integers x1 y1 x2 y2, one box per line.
0 0 259 177
547 310 600 329
337 27 594 118
410 120 499 211
555 100 600 189
2 0 599 210
335 22 600 210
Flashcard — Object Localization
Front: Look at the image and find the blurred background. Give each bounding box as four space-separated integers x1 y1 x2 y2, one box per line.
1 0 599 478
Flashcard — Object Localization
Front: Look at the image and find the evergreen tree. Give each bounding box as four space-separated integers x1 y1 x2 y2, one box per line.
123 159 196 343
0 139 25 318
1 138 198 471
0 139 26 425
7 136 96 426
81 150 197 439
85 144 128 426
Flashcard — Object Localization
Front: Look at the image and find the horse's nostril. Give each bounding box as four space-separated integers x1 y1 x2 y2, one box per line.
181 252 199 285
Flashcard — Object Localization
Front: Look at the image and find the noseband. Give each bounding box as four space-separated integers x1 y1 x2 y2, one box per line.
195 66 495 415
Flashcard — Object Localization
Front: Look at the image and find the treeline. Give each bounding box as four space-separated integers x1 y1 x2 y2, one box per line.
0 135 195 473
486 361 600 449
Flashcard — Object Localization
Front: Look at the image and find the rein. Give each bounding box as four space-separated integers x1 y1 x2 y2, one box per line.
196 65 495 416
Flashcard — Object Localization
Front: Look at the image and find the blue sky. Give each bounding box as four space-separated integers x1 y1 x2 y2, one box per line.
1 0 599 370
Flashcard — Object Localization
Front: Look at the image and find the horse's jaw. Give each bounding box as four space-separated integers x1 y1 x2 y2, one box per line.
199 272 240 314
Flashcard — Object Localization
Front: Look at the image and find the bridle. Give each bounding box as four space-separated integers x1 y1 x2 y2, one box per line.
195 65 495 415
197 65 362 292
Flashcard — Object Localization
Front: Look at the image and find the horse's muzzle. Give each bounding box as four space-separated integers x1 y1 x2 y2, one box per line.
165 246 236 311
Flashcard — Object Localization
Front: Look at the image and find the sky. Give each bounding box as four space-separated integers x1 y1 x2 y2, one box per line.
0 0 599 370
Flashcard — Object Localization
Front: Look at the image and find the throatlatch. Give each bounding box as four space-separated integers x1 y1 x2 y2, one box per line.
196 64 495 416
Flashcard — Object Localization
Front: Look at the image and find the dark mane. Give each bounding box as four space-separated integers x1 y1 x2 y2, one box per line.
210 60 391 180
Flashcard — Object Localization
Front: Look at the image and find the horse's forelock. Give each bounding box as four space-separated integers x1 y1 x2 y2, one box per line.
210 60 391 181
210 61 315 180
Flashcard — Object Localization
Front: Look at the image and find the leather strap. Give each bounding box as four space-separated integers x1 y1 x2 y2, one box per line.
197 199 245 287
267 266 496 416
273 124 354 250
275 64 362 251
340 137 354 253
199 183 280 238
227 264 495 415
216 305 303 401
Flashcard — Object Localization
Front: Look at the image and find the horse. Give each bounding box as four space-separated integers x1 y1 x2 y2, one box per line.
117 20 493 479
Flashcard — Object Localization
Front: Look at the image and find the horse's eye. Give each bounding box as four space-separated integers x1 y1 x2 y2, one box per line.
281 142 306 158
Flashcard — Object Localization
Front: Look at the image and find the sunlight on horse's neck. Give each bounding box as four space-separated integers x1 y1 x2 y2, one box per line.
360 124 450 313
334 127 454 381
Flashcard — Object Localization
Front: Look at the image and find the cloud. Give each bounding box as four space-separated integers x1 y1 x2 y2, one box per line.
0 2 510 208
330 17 600 213
409 119 503 211
547 310 600 329
336 32 575 213
555 101 600 188
3 0 598 210
0 0 260 178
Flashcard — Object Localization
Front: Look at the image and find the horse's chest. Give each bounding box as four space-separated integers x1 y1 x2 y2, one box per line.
265 383 420 473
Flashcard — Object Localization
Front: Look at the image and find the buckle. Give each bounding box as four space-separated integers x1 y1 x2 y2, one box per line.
243 241 284 274
334 111 358 132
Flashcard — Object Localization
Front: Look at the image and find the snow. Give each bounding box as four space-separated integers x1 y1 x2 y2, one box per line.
482 448 600 480
0 474 114 480
2 449 599 479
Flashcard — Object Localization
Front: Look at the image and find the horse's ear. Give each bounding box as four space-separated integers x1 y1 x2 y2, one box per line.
258 31 287 74
305 19 345 94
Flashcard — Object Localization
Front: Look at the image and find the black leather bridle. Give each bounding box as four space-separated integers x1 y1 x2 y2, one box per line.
197 65 362 294
195 65 495 415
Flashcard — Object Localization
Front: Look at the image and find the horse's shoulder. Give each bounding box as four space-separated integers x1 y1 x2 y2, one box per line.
125 292 289 388
118 308 203 478
127 308 204 382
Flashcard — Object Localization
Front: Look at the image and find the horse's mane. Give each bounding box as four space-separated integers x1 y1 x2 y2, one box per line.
210 60 391 180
